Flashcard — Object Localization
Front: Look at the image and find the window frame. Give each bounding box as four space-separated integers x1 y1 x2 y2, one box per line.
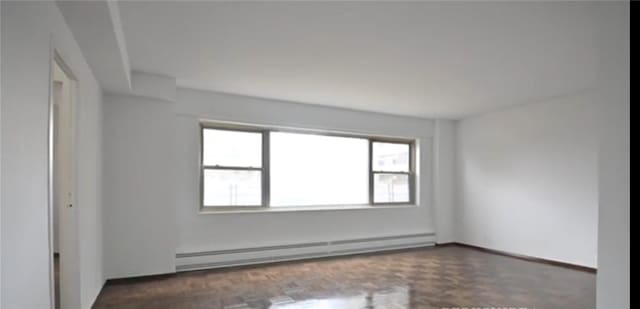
199 121 416 211
369 139 415 205
199 124 270 210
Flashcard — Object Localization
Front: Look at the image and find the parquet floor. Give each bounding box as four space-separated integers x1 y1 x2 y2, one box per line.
93 245 595 309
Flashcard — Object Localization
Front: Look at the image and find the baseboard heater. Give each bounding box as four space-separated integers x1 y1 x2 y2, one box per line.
176 232 436 272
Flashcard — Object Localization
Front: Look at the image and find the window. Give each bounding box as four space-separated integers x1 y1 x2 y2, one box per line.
201 128 265 207
372 142 411 203
200 124 415 210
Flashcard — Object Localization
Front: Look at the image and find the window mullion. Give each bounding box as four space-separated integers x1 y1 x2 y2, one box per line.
368 139 374 205
262 131 270 208
410 141 415 204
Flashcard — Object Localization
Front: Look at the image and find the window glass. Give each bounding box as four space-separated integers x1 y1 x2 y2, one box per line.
372 142 409 172
270 132 369 206
373 173 410 203
203 170 261 206
202 129 262 167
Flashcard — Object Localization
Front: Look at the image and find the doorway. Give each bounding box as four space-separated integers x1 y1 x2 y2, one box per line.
50 53 80 309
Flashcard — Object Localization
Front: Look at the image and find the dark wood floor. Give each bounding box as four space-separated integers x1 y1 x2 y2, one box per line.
93 245 595 309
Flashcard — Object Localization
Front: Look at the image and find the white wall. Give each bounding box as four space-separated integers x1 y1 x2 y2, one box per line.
456 91 599 267
174 89 436 254
1 2 104 308
102 93 176 279
102 85 441 277
596 86 629 309
455 1 628 303
595 2 629 309
434 120 456 244
0 2 3 305
75 60 105 309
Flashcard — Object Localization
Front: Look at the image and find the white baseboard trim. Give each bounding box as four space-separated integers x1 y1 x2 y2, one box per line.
175 233 436 272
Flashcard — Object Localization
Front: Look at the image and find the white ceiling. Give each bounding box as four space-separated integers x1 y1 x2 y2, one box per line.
118 1 603 119
57 0 132 93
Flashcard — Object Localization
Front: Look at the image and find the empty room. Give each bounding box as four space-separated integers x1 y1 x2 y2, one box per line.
0 1 629 309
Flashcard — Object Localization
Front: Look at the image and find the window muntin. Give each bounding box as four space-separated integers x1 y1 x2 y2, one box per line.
201 124 415 209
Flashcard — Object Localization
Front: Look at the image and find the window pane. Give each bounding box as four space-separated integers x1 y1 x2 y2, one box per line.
270 132 368 206
203 169 261 206
372 142 410 172
374 173 410 203
202 129 262 167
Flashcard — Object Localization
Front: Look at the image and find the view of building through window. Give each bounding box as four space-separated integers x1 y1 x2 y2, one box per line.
372 142 411 203
203 169 261 206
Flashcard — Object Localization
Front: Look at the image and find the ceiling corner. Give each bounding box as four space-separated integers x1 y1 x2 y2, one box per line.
57 0 132 93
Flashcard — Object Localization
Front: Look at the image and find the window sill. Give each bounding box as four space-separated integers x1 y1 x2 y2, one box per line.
198 204 418 215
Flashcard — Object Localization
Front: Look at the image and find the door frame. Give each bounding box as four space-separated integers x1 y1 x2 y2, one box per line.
48 49 80 309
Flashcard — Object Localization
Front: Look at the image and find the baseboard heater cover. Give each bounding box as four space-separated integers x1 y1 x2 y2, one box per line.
176 241 327 259
176 233 435 272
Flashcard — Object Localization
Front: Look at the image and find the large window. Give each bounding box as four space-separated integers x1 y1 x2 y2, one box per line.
200 124 415 210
